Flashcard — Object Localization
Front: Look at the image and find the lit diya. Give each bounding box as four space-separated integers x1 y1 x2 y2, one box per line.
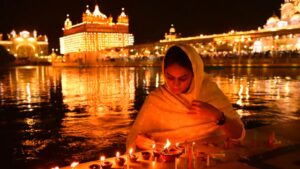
100 156 112 169
115 152 126 166
141 151 151 160
129 148 138 162
152 144 161 158
89 164 100 169
160 139 183 162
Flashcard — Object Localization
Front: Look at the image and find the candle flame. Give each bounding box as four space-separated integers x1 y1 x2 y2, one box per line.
100 156 105 162
51 167 59 169
152 144 156 149
70 162 79 168
176 142 179 147
116 151 120 158
129 148 133 155
163 139 171 150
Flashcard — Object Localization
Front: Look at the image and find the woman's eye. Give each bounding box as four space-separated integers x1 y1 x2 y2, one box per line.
179 76 187 82
167 76 174 80
180 79 186 82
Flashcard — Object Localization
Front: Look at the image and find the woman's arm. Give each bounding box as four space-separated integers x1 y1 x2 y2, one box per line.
188 100 244 140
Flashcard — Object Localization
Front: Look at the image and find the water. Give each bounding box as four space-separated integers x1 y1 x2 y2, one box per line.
0 66 299 169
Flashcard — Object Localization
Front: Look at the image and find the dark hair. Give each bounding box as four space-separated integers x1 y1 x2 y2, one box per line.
164 46 193 72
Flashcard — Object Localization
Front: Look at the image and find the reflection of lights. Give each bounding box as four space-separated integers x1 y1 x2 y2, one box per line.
26 83 32 108
245 84 250 100
284 81 290 94
25 118 36 126
155 73 159 87
236 85 243 106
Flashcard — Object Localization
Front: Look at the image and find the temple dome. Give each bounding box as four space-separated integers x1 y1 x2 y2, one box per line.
117 8 129 24
64 14 72 29
93 4 107 18
85 5 91 15
290 12 300 24
266 14 280 26
169 24 176 33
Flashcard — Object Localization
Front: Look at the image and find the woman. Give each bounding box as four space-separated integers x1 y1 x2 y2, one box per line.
126 44 245 150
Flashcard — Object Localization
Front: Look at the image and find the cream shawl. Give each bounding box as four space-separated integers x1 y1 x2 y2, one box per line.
126 44 244 149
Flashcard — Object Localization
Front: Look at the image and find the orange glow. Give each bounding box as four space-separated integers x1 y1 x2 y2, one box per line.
116 151 120 158
163 139 171 150
100 156 105 163
70 162 79 168
129 148 133 155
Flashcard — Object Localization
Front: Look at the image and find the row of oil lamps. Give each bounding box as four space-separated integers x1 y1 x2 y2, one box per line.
51 139 191 169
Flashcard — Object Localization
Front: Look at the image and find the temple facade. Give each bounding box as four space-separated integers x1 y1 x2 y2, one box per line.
0 30 48 59
264 0 300 30
57 4 134 66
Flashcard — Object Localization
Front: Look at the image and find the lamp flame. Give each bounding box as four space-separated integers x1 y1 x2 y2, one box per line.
70 162 79 168
116 151 120 158
100 156 105 162
163 139 171 150
129 148 133 155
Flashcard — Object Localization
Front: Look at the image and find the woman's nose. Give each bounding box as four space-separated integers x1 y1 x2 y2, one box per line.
174 79 180 87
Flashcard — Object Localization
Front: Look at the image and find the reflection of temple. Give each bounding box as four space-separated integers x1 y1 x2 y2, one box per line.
57 4 134 66
0 30 48 59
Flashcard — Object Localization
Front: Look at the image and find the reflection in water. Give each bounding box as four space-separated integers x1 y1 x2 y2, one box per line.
0 66 299 168
208 67 300 128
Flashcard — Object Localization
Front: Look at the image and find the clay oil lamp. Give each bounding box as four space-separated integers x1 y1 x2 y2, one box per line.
115 151 126 166
160 139 183 162
152 143 161 158
100 156 112 169
129 148 138 162
89 164 100 169
141 151 151 160
176 142 185 154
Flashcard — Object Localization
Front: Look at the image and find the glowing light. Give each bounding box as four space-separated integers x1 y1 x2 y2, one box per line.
116 151 120 158
70 162 79 168
129 148 133 155
163 139 171 150
100 156 105 163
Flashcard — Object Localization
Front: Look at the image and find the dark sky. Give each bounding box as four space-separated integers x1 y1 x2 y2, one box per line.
0 0 283 50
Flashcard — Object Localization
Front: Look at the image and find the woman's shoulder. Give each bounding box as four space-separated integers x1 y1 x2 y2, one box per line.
148 85 167 97
202 74 218 87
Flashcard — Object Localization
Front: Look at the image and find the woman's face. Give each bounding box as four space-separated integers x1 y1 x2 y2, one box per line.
164 63 193 94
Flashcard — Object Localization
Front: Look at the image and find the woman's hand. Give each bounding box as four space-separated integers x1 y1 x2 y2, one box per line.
187 100 222 122
135 134 155 150
188 100 244 140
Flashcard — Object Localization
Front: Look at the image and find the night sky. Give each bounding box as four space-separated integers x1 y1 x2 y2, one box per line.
0 0 283 50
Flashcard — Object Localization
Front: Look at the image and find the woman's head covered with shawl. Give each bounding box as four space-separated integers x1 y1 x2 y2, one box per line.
163 44 205 100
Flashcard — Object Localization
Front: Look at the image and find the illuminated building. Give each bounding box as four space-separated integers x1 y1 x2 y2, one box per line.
0 30 48 59
158 0 300 55
164 24 180 41
57 4 134 66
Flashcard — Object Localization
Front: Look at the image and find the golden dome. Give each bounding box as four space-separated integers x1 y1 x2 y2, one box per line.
117 8 129 24
290 12 300 24
93 4 107 18
85 5 91 15
169 24 176 33
64 14 72 29
266 14 280 25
